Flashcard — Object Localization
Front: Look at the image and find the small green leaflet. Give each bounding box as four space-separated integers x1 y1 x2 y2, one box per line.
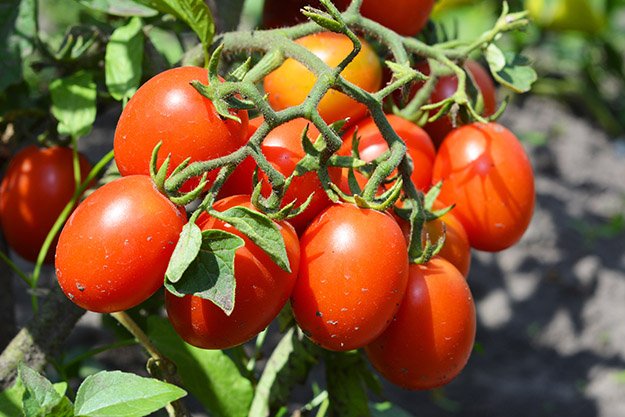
210 206 291 273
74 371 186 417
50 71 97 139
165 222 202 283
485 44 537 93
77 0 158 16
17 363 73 417
370 401 415 417
165 229 244 316
105 16 144 102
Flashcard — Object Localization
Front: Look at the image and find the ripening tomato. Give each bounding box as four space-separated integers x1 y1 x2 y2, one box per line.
432 122 535 252
365 257 476 390
114 66 249 193
291 203 409 351
0 145 92 264
166 195 300 350
55 175 186 313
262 0 350 28
409 60 497 147
264 32 382 126
259 118 342 233
360 0 436 36
339 115 436 191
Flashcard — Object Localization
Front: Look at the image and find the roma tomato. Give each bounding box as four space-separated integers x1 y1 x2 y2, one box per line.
114 66 249 193
260 118 342 233
365 257 476 390
166 195 300 350
291 203 409 351
432 122 535 252
0 145 91 263
410 60 497 147
263 32 382 126
55 175 186 313
339 115 436 191
262 0 349 28
360 0 436 36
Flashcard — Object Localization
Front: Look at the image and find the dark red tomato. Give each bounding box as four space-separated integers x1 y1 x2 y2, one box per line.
260 118 342 233
55 175 186 313
360 0 436 36
411 60 497 147
0 146 91 264
114 66 249 193
340 115 436 191
432 122 535 252
262 0 350 28
365 257 476 390
291 202 409 351
166 195 300 350
264 32 382 126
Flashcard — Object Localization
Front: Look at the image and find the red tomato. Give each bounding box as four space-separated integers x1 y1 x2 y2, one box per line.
339 115 436 191
260 118 342 233
432 122 535 252
114 66 249 193
55 175 186 313
264 32 382 126
360 0 436 36
166 195 300 350
262 0 350 28
291 202 409 351
365 257 476 390
0 145 91 263
410 60 497 147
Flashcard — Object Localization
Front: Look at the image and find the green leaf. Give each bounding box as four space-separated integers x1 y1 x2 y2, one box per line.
485 43 506 72
249 328 320 417
370 401 415 417
18 362 73 417
165 222 202 283
210 206 291 273
50 71 97 139
77 0 158 16
147 316 254 417
0 0 36 92
0 379 24 417
144 0 214 60
105 16 144 102
326 351 380 417
486 48 537 93
165 229 244 315
74 371 185 417
147 26 184 66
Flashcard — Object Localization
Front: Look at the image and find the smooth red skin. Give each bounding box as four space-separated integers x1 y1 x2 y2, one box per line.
113 66 249 193
262 0 350 28
264 32 382 126
260 118 342 233
360 0 436 36
0 146 91 263
432 123 535 252
291 203 409 351
365 257 476 390
166 195 300 350
412 60 497 147
55 175 186 313
340 115 436 191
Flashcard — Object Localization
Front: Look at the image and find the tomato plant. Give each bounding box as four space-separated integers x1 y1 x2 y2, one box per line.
432 122 535 252
0 145 92 264
263 31 382 126
364 256 476 390
262 0 349 28
55 175 186 313
360 0 436 36
113 66 249 193
290 202 409 351
166 195 300 350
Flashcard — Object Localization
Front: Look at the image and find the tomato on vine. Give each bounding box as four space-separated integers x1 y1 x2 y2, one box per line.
432 122 535 252
56 175 186 313
262 0 350 28
291 202 409 351
0 145 92 264
365 256 476 390
360 0 436 36
113 66 249 193
166 195 300 350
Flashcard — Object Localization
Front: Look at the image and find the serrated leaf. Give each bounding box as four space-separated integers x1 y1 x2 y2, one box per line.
165 222 202 283
105 16 144 102
18 362 69 417
50 71 97 139
326 351 378 417
146 316 253 417
488 50 537 93
77 0 158 16
74 371 185 417
165 229 244 315
249 328 320 417
210 206 291 273
0 0 36 92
